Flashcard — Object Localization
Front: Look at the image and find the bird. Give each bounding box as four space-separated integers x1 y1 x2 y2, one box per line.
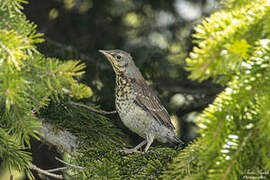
99 49 183 153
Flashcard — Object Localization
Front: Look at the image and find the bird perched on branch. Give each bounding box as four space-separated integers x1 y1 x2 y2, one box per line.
99 50 183 153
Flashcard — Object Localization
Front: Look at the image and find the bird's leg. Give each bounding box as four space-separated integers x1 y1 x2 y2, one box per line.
122 140 147 153
144 136 154 152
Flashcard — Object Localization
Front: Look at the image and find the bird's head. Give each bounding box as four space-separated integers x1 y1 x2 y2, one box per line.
99 49 141 77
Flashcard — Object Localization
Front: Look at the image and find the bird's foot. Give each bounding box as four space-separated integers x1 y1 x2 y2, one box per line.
120 140 147 153
121 148 141 153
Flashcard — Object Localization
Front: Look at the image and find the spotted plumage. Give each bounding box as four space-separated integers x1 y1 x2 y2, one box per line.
99 49 183 153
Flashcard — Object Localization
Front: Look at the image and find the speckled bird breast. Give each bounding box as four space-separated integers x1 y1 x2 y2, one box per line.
115 75 149 138
115 75 136 114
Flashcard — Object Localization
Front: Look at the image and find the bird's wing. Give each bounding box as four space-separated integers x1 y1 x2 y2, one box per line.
133 79 175 130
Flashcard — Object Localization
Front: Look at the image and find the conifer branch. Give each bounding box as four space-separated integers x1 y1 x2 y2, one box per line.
46 167 68 172
38 118 79 154
29 163 63 179
30 157 84 179
221 129 256 180
68 101 117 115
55 157 85 170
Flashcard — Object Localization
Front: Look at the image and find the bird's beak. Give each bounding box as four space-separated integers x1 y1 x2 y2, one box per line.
99 50 114 62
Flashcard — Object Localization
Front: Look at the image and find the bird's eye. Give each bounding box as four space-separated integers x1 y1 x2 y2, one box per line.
116 55 121 60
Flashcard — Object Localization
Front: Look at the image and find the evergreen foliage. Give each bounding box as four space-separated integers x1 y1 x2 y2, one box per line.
163 0 270 179
41 88 178 179
0 0 91 178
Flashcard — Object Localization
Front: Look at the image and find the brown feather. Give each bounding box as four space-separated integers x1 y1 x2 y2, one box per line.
133 78 175 130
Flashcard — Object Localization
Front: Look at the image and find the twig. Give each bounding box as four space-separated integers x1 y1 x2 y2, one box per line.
47 167 68 172
55 157 85 170
29 163 63 179
68 101 117 115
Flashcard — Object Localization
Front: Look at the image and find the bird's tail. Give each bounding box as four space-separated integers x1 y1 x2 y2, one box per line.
169 135 185 147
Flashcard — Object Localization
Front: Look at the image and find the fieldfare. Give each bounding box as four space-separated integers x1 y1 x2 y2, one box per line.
99 50 183 153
